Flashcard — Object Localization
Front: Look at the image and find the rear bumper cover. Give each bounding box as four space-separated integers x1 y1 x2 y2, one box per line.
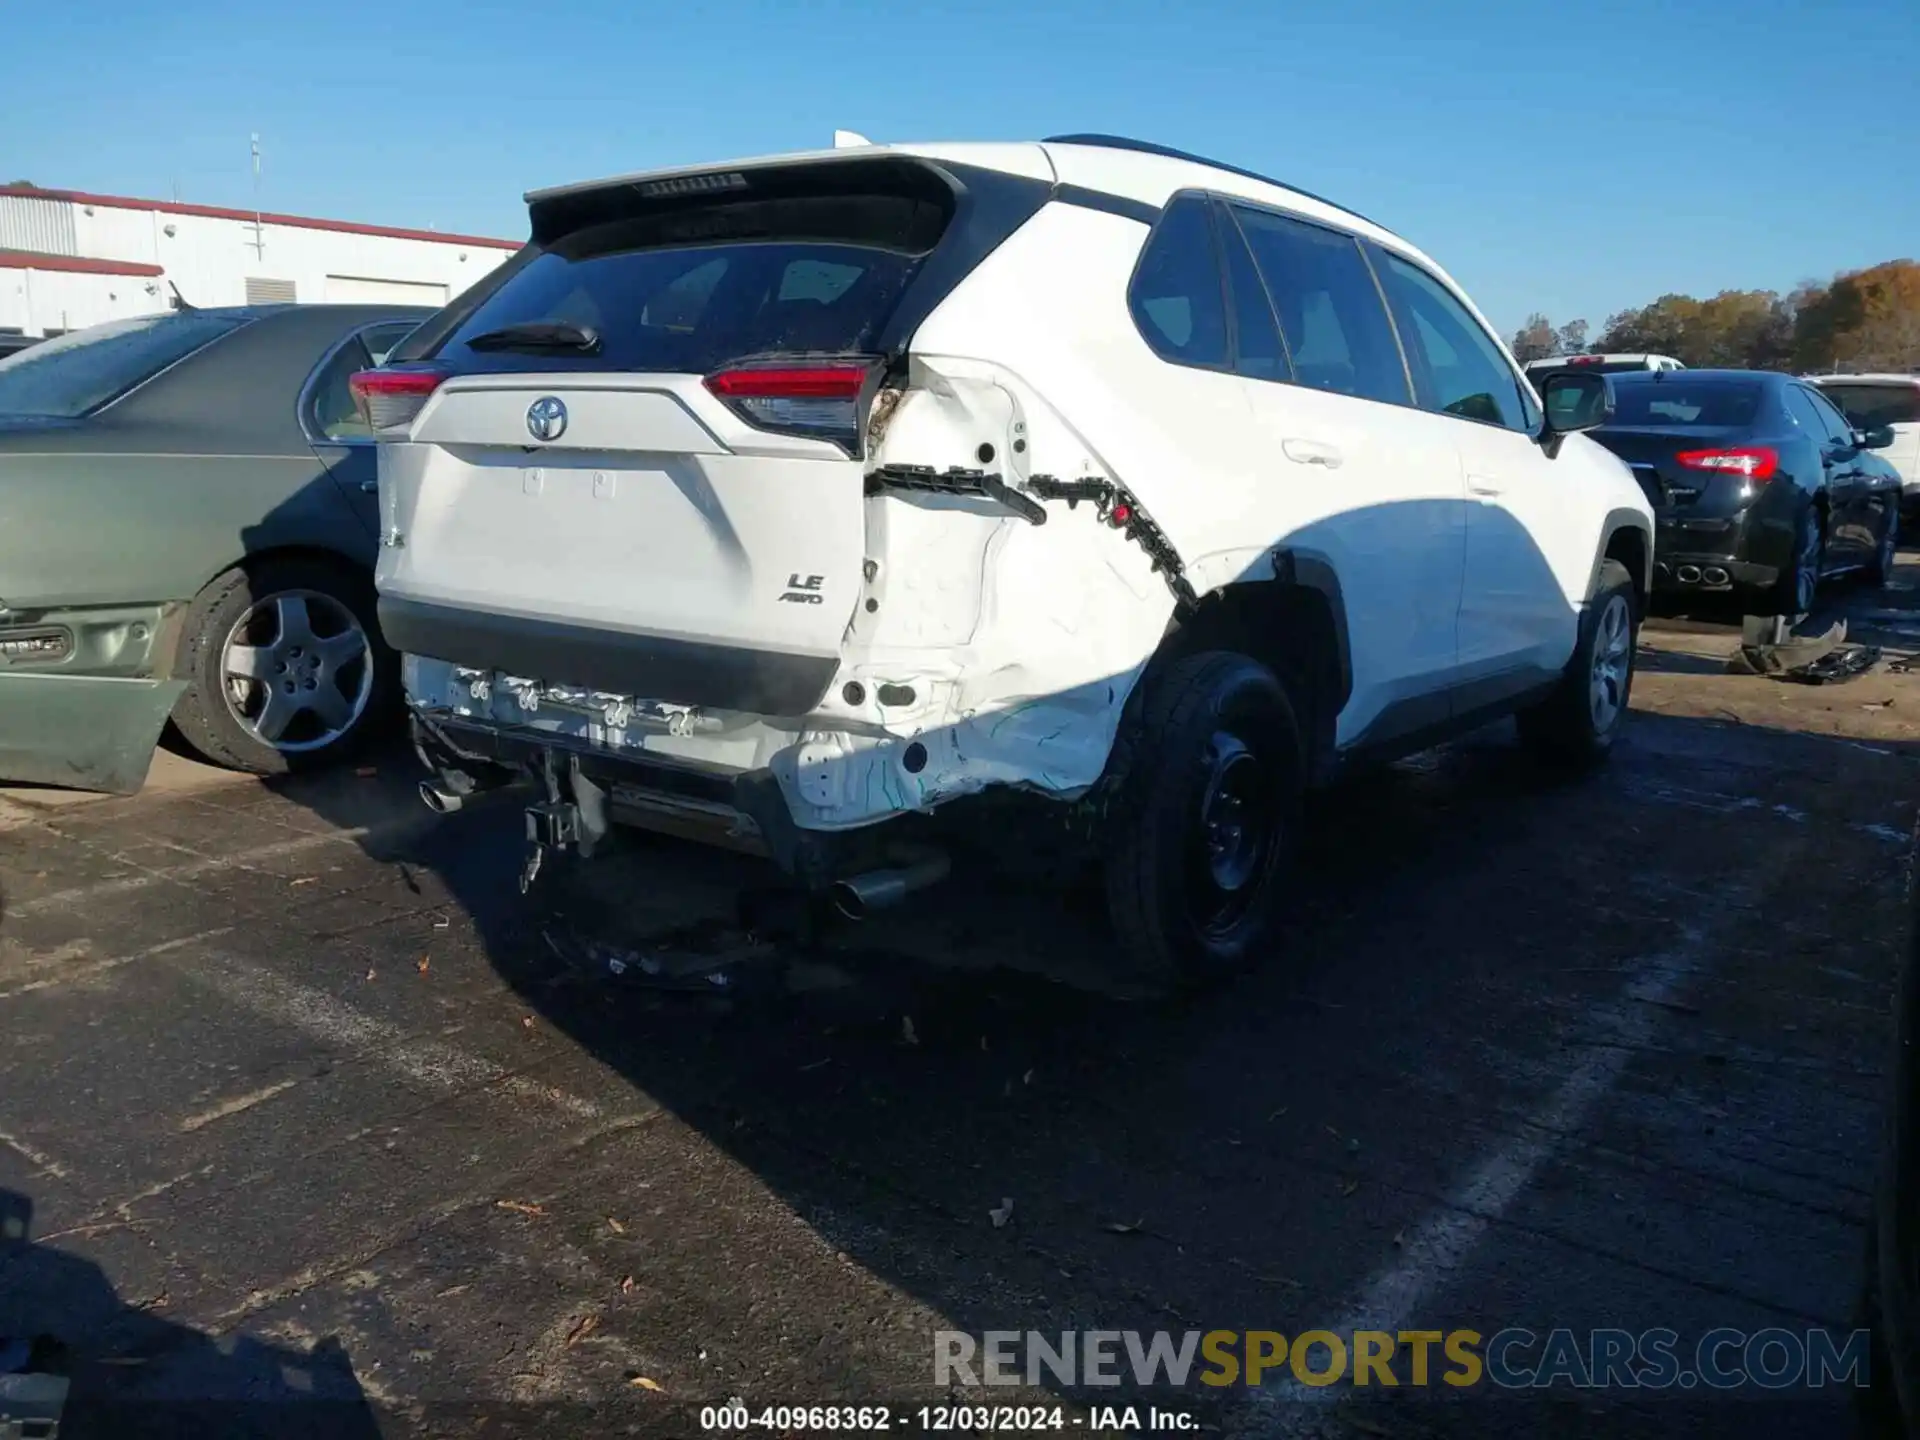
378 597 839 716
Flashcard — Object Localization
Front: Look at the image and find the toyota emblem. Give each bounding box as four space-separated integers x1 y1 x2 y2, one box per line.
526 395 568 442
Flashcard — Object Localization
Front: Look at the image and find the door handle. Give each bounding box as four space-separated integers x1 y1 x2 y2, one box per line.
359 480 379 493
1467 474 1504 498
1283 439 1344 469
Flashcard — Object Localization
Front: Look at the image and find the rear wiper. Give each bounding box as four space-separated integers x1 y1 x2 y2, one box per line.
465 321 602 355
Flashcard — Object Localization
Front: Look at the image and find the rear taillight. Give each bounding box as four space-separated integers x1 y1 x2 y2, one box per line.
1675 446 1779 482
349 366 448 432
704 360 876 451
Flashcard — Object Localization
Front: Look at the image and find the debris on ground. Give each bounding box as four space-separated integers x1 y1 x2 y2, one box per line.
496 1200 545 1217
989 1197 1014 1228
563 1314 599 1348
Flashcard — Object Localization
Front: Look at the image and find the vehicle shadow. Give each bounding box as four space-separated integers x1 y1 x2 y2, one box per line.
247 490 1901 1428
0 1188 380 1439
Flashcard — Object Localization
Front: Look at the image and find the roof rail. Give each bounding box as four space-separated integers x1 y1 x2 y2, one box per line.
1041 133 1381 230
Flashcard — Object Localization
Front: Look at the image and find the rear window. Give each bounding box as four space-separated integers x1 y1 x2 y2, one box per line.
1528 359 1659 379
1818 382 1920 429
1607 377 1766 428
435 189 950 376
0 312 248 419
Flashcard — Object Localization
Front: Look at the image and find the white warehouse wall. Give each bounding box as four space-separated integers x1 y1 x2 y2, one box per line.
1 188 519 337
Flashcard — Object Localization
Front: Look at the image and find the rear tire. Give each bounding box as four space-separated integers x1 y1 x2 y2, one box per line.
1867 503 1901 588
172 558 395 775
1101 651 1302 988
1769 503 1826 616
1517 559 1637 770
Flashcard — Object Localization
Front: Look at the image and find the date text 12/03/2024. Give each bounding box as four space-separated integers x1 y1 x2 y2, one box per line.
697 1404 1199 1432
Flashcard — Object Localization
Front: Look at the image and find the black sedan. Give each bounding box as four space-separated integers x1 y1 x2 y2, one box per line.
1578 369 1904 614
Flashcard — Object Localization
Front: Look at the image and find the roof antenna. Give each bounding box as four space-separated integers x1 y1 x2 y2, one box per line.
168 280 197 312
833 130 872 149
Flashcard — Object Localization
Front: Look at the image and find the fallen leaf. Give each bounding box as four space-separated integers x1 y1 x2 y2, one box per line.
1102 1219 1145 1235
496 1200 546 1217
522 1016 535 1030
564 1314 600 1348
901 1016 919 1046
1338 1180 1360 1197
417 955 431 976
365 968 377 982
630 1376 664 1392
619 1275 635 1295
290 876 318 887
606 1217 627 1235
989 1197 1014 1228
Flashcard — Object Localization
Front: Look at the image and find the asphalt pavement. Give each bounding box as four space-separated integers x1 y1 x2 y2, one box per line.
1 566 1916 1439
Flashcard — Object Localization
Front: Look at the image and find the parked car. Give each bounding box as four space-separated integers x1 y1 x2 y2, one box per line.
363 134 1651 981
1574 368 1903 614
0 333 38 361
1863 817 1920 1436
1525 353 1685 384
0 304 429 793
1809 373 1920 516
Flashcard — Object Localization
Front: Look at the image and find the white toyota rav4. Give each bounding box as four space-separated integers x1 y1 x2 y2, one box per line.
356 134 1653 982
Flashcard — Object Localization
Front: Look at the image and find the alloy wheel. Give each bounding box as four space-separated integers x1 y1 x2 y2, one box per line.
219 589 373 752
1588 593 1633 734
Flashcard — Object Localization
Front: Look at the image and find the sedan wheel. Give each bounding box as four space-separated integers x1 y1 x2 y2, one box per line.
172 558 395 775
220 590 374 752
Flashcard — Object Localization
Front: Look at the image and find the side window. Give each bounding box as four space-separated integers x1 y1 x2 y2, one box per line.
1822 383 1920 429
306 336 376 442
359 322 419 366
1230 206 1409 406
1784 386 1828 437
1127 197 1229 370
1804 388 1857 445
1214 203 1288 382
1374 251 1527 432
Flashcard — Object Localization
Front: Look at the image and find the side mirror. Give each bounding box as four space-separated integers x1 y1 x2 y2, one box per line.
1538 371 1614 456
1861 424 1897 450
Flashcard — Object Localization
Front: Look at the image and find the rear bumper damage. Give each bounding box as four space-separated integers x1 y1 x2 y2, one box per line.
402 639 1139 882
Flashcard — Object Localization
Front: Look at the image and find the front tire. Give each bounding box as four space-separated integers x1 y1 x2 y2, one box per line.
172 558 395 775
1102 651 1302 988
1517 558 1637 769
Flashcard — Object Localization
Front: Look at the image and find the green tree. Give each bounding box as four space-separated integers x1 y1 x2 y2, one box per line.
1510 313 1558 363
1555 319 1589 356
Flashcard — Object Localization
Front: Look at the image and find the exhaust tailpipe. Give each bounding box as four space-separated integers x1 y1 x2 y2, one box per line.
831 853 952 920
1676 565 1702 584
1702 566 1730 586
419 781 463 815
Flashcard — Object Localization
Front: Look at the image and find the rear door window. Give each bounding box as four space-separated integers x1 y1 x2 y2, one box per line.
1373 251 1527 431
0 312 250 419
1819 383 1920 429
1229 206 1409 406
1803 387 1859 445
1213 201 1288 382
1127 196 1230 370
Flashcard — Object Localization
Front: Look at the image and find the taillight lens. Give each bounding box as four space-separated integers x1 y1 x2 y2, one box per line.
349 366 448 433
1675 446 1779 482
704 360 875 450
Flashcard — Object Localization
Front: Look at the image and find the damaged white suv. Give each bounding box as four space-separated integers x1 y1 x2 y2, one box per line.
357 134 1653 982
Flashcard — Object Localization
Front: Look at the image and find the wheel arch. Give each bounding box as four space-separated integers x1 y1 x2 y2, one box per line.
1590 511 1652 617
1146 546 1351 783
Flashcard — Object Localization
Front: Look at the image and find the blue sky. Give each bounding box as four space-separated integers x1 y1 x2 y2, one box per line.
6 0 1916 338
